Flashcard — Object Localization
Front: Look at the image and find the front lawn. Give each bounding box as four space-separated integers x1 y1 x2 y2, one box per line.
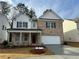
0 47 53 55
67 42 79 47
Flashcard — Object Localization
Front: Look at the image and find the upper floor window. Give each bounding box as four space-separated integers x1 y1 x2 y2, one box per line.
46 21 56 29
32 22 36 28
23 22 28 28
51 22 56 28
17 22 28 28
2 25 6 30
46 22 50 28
17 22 22 28
2 25 4 30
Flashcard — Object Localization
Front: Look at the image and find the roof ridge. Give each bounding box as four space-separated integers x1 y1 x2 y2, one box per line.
39 9 63 20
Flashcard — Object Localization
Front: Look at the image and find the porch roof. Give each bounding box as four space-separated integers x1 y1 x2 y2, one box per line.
7 28 42 33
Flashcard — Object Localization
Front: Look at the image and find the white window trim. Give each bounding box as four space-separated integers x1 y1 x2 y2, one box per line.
23 22 28 28
46 21 56 29
17 22 28 29
17 22 22 28
32 21 37 29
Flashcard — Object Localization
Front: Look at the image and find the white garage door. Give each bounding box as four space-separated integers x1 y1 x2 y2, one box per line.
41 36 61 44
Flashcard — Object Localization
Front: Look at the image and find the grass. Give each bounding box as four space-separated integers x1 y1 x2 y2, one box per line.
0 47 54 59
67 42 79 47
0 47 32 54
0 54 38 59
0 47 53 54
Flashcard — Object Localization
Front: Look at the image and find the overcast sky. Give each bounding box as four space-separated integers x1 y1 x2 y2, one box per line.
0 0 79 19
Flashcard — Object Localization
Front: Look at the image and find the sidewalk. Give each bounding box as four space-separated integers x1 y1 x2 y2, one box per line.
10 55 79 59
0 54 79 59
0 54 39 59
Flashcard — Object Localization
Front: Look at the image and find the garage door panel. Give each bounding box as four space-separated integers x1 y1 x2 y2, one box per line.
41 36 61 44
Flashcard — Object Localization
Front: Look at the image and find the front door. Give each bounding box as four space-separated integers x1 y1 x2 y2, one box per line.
31 34 37 44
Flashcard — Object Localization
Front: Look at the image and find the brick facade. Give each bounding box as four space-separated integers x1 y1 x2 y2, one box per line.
37 19 64 43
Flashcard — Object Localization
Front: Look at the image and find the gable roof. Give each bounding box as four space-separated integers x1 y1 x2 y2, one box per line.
11 13 30 21
39 9 63 20
11 12 37 21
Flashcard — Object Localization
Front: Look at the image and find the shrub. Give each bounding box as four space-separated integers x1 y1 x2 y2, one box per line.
1 40 8 48
2 40 8 46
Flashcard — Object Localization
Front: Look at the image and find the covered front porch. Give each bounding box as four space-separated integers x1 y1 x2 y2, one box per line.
7 29 42 46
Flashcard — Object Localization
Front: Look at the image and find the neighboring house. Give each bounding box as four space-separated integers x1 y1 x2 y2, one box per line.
0 13 10 43
75 17 79 30
63 19 79 42
38 9 64 44
7 9 64 46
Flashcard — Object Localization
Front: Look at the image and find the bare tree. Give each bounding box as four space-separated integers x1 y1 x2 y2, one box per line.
17 3 29 15
16 3 36 18
29 9 36 18
0 1 10 15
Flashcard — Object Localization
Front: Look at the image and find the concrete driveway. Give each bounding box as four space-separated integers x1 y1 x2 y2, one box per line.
45 45 63 55
45 45 79 55
64 45 79 55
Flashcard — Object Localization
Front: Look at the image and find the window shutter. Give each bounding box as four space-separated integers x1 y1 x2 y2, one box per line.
2 25 4 30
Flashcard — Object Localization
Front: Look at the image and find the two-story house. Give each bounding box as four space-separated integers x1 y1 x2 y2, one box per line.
63 20 78 42
7 9 64 46
75 17 79 30
63 19 79 45
0 13 10 43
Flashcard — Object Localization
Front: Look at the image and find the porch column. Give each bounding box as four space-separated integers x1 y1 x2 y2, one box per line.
7 32 12 43
38 33 42 44
7 32 10 43
28 33 31 45
20 32 22 45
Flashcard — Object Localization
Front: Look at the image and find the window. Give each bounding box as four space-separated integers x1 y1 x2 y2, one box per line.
23 22 28 28
32 22 36 28
2 25 6 30
17 22 22 28
33 22 35 27
2 25 4 30
23 34 28 41
51 22 56 28
17 22 28 28
24 37 28 41
46 21 56 28
15 33 20 41
46 22 50 28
